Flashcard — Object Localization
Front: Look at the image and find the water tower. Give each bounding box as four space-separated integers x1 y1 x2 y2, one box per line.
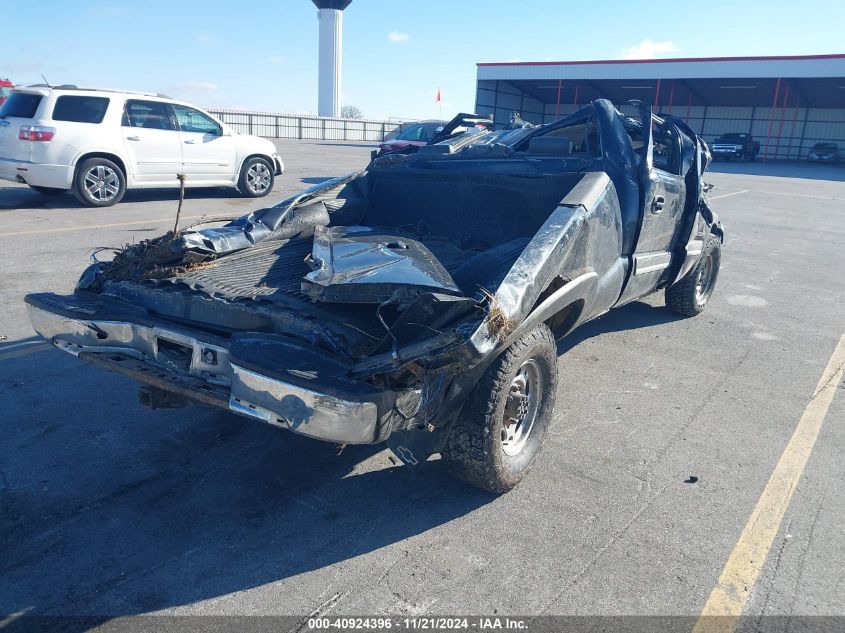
312 0 352 118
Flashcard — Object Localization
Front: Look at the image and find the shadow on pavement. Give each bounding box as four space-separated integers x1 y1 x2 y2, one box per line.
0 348 495 624
2 301 681 624
557 300 682 355
707 160 845 183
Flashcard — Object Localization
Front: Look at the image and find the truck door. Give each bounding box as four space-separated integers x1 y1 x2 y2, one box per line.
616 107 687 305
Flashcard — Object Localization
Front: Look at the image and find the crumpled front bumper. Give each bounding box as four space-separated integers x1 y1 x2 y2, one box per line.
25 293 387 445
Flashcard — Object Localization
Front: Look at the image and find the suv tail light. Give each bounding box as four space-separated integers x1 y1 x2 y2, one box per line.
19 125 55 141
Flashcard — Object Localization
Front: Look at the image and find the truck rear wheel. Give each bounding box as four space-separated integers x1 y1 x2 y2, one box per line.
441 324 557 493
666 235 721 316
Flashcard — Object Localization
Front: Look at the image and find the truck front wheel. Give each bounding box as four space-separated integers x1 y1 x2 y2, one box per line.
441 324 557 493
666 235 721 316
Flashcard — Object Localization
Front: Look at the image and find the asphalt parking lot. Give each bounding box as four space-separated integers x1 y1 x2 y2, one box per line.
1 141 843 626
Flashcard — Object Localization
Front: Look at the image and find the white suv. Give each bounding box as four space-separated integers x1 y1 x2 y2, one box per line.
0 85 284 207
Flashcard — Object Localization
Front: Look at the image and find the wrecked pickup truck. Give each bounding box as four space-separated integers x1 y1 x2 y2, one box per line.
26 99 722 493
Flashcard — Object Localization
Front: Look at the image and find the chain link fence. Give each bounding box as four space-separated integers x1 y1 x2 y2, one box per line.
207 109 403 142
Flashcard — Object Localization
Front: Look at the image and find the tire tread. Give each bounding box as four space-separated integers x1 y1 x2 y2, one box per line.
442 324 557 493
666 235 721 317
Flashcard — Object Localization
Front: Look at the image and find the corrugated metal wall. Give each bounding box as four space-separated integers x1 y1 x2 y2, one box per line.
476 81 845 160
476 80 546 129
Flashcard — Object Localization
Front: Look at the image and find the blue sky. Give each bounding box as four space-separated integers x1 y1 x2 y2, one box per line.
2 0 842 120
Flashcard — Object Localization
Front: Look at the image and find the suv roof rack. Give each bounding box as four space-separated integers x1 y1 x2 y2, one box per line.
22 84 173 99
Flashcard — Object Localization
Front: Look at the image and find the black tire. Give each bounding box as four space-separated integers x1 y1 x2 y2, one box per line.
441 324 558 493
238 157 274 198
666 235 721 317
29 185 67 196
72 157 126 207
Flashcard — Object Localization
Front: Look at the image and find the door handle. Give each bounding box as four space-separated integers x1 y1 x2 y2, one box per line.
126 136 140 141
184 139 195 144
651 195 665 213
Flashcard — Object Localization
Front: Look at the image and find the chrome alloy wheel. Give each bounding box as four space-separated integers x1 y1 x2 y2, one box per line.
83 165 120 202
501 358 543 457
695 252 717 306
245 161 272 194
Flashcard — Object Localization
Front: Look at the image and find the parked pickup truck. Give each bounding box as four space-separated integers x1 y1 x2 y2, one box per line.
26 99 723 493
711 132 760 161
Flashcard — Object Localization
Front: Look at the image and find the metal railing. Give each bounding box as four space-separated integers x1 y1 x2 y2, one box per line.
207 109 403 142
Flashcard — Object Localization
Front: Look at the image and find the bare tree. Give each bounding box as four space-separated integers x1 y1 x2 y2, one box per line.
340 104 363 119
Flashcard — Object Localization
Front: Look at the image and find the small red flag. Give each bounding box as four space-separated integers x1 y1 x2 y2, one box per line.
435 87 441 103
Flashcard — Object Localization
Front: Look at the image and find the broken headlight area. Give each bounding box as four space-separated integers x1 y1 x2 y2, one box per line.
372 359 457 434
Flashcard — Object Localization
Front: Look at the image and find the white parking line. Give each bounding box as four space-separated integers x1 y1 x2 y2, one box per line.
709 190 748 200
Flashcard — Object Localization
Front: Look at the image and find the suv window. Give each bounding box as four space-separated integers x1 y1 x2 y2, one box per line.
52 95 110 123
0 92 43 118
172 104 222 136
122 100 175 131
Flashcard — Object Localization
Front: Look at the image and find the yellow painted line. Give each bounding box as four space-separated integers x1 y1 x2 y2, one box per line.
709 190 748 200
693 332 845 633
0 214 214 238
0 341 52 361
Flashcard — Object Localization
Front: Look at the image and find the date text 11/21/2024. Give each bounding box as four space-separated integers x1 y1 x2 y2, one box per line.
307 617 528 630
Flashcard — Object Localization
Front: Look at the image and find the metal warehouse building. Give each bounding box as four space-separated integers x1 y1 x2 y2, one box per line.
475 54 845 160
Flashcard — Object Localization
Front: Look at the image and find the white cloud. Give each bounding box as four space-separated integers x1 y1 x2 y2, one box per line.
620 39 677 60
268 55 285 64
195 33 214 44
387 31 410 43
